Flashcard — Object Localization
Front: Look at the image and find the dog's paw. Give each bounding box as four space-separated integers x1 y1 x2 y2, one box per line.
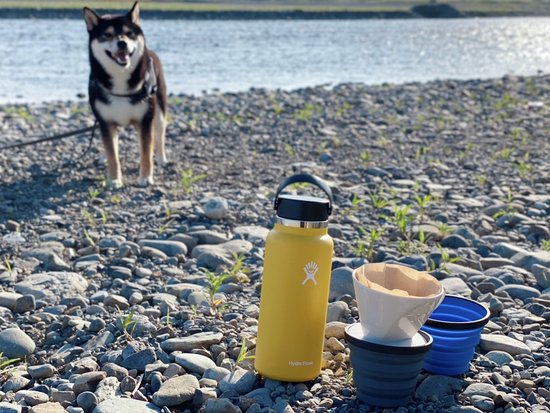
156 155 169 168
137 176 154 187
108 178 123 189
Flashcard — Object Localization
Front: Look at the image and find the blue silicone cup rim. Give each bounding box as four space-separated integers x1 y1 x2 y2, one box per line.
425 295 490 330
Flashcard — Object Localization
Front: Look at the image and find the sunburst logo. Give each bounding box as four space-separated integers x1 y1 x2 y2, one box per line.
302 261 318 286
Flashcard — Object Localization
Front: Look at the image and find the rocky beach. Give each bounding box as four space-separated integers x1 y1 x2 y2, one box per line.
0 74 549 413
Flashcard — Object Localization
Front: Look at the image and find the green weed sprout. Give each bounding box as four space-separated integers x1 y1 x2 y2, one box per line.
0 352 19 370
517 153 533 179
203 268 232 315
284 143 295 157
235 336 255 368
118 309 136 339
354 227 384 262
414 194 432 220
180 169 207 194
368 190 388 211
360 151 370 166
3 257 12 274
83 229 95 247
437 244 461 273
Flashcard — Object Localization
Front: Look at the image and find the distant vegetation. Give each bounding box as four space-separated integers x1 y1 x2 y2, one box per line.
0 0 549 15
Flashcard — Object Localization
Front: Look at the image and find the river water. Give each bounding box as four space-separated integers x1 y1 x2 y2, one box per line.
1 17 549 103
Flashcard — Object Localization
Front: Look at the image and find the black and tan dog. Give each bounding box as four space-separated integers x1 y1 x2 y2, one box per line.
84 2 167 187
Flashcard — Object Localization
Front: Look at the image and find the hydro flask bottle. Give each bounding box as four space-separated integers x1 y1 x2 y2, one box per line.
255 173 334 382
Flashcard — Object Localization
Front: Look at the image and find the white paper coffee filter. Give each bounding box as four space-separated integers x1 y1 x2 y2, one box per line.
353 263 444 341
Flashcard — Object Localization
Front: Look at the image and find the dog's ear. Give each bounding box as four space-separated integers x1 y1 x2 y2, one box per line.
83 7 101 32
128 2 140 24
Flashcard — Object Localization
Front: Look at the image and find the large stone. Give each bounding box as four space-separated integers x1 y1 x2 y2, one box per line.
495 285 540 301
15 272 88 303
189 230 229 245
493 243 526 259
14 390 49 406
219 367 256 395
21 247 69 271
329 266 354 301
441 234 470 249
480 334 531 356
92 398 161 413
28 364 56 379
203 366 231 382
203 197 230 220
463 383 497 398
137 240 187 257
161 332 223 352
0 292 35 313
532 264 550 289
416 375 463 399
174 353 216 374
203 398 242 413
325 321 347 339
30 404 65 413
121 348 156 372
94 377 119 403
233 226 269 245
326 301 348 322
77 391 99 412
440 277 472 297
511 250 550 271
3 374 30 392
0 327 35 358
73 372 107 395
485 351 514 366
82 331 115 352
152 374 199 407
444 264 483 278
191 240 252 259
192 240 253 270
0 403 21 413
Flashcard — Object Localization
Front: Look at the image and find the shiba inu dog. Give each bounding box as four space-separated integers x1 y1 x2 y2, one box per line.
83 2 167 187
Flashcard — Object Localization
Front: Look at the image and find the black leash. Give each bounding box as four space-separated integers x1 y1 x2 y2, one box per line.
0 123 96 151
0 121 99 175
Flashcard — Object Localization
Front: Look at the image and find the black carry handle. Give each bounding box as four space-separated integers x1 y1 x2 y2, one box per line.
274 173 333 215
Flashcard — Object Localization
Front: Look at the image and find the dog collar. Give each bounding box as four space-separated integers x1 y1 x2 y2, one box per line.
92 57 157 103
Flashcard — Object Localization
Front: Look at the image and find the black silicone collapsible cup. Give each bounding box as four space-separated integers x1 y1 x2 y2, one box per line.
345 323 433 407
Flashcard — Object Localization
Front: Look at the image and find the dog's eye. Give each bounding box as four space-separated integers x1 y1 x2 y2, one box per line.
125 31 136 39
100 33 113 41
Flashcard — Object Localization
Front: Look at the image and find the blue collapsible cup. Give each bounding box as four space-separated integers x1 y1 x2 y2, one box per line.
421 295 490 375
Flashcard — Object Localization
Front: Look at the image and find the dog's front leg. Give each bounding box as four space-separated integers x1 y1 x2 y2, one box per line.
136 118 155 187
100 122 123 188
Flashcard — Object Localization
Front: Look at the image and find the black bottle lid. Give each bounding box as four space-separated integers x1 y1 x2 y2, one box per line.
274 174 333 222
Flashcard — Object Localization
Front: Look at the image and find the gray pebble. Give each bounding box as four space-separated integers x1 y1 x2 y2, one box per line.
92 398 161 413
152 374 199 406
203 398 242 413
0 327 35 358
329 266 354 301
28 364 56 379
218 366 256 395
203 197 230 220
77 391 98 413
174 353 216 374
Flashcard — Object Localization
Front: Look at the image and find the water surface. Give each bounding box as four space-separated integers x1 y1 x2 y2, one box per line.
1 17 549 103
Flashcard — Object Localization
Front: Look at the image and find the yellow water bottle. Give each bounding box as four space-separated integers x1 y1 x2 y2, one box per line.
255 173 334 382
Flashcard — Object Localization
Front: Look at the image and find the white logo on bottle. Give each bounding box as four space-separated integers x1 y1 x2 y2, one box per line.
302 261 318 286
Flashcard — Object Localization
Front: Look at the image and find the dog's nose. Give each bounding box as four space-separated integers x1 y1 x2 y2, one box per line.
117 40 127 50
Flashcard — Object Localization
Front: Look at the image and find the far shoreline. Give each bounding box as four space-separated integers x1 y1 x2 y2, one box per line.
0 7 549 19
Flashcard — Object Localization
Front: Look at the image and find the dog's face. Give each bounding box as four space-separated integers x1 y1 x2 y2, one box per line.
84 2 145 71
